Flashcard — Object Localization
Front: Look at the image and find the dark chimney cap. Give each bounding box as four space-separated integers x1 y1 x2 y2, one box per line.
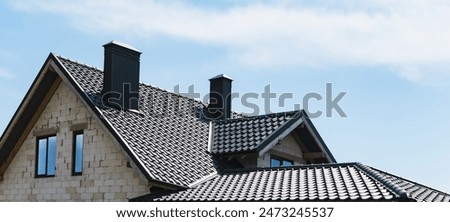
103 40 142 53
209 74 233 81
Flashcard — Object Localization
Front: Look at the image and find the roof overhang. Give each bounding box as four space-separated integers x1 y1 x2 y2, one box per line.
300 113 337 163
0 54 61 176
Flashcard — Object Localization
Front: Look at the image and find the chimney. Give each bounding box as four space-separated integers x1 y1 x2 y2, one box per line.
208 74 233 120
102 41 141 111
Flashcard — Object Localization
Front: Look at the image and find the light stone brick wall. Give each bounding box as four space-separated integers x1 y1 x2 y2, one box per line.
257 134 304 167
0 80 150 201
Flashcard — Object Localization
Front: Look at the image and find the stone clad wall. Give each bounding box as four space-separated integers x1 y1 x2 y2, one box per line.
258 134 305 167
0 80 150 201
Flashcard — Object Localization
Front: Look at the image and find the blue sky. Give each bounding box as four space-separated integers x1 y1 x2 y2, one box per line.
1 0 450 192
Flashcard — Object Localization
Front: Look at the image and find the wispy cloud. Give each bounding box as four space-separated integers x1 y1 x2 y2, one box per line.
10 0 450 82
0 67 13 79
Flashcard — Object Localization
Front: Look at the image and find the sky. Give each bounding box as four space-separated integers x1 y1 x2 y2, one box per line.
1 0 450 192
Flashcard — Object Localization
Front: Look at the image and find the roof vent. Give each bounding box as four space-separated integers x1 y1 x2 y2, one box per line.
208 74 233 120
102 41 141 111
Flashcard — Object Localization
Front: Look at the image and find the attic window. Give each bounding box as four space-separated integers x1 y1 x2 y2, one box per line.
270 155 293 167
72 131 84 176
36 135 57 177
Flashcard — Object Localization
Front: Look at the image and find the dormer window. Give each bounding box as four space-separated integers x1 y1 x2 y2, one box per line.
270 155 293 167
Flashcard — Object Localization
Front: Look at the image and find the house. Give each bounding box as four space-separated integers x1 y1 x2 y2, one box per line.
0 41 449 202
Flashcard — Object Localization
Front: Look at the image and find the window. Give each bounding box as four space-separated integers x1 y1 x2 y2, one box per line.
270 155 293 167
36 135 57 177
72 131 84 175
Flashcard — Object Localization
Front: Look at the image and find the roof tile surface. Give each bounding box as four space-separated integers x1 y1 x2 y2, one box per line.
58 56 216 186
149 163 450 202
211 112 300 154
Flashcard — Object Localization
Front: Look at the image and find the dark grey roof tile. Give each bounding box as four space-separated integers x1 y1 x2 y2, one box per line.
211 111 301 155
57 56 216 187
146 163 450 202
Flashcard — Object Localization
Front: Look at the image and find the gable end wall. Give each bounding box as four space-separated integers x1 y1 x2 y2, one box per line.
258 134 305 167
0 80 150 201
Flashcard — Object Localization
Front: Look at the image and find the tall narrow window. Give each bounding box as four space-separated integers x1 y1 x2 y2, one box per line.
270 155 293 167
72 131 84 175
36 135 57 177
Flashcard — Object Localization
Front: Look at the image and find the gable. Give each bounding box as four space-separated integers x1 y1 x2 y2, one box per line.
271 134 303 158
0 79 150 201
259 134 305 167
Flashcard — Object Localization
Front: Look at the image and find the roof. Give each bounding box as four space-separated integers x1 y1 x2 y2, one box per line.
56 56 216 187
210 111 301 154
138 162 450 202
210 110 336 163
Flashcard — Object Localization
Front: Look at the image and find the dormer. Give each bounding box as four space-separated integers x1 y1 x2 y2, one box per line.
208 110 336 169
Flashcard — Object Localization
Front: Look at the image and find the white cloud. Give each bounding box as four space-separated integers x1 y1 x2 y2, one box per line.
397 66 423 82
0 67 13 79
10 0 450 82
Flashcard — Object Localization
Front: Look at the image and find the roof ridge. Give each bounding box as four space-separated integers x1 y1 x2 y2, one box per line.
355 162 411 200
138 82 208 106
57 55 197 98
57 55 208 107
55 55 103 72
57 55 253 117
220 162 359 174
138 83 245 120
